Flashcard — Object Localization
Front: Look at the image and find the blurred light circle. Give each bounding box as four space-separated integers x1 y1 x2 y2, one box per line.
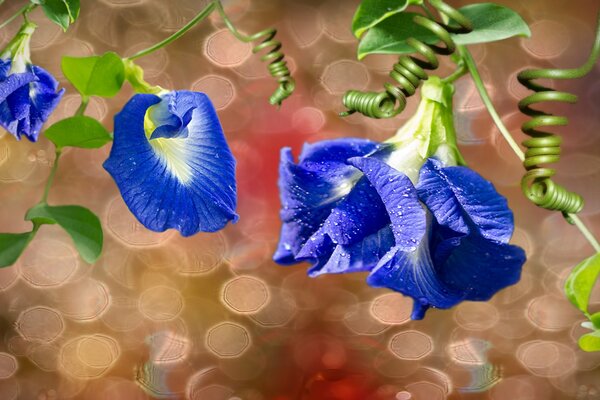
389 331 433 360
16 306 65 343
192 75 236 110
321 60 369 94
222 276 270 314
206 322 251 358
0 353 18 379
517 340 576 377
454 302 499 331
370 293 412 325
139 286 184 321
205 29 252 67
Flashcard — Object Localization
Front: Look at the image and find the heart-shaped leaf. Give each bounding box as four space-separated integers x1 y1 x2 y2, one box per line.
26 204 103 264
38 0 80 31
565 252 600 316
0 232 32 268
61 52 125 98
45 116 112 149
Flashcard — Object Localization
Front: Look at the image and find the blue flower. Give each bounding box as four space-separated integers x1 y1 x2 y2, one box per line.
103 90 238 236
274 77 526 319
0 22 64 141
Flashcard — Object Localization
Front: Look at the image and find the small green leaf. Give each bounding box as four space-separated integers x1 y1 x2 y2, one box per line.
61 52 125 98
579 330 600 352
591 312 600 330
39 0 80 31
565 253 600 315
0 232 32 268
25 204 103 264
357 3 530 59
352 0 420 39
45 116 111 149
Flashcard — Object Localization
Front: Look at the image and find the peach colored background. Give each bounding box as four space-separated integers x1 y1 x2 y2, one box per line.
0 0 599 399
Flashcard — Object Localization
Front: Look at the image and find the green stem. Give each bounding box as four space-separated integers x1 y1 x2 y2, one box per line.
460 46 524 160
0 4 34 29
215 1 247 42
572 215 600 253
75 96 88 116
442 62 467 84
40 148 61 204
39 97 89 204
214 1 255 43
126 2 216 60
460 45 600 253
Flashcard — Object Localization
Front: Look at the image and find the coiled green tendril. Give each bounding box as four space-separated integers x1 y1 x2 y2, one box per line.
517 10 600 218
341 0 471 119
216 2 295 106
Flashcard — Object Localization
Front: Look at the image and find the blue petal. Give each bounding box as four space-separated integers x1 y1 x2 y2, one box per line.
417 159 514 243
103 91 237 236
0 64 63 141
438 234 526 301
274 138 379 264
0 74 36 139
0 60 11 77
347 156 426 250
367 222 526 319
367 236 463 320
148 92 195 140
295 230 336 267
6 85 30 121
317 177 389 246
28 87 64 141
307 226 394 277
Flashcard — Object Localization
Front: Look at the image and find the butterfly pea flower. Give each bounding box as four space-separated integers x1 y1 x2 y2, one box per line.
103 90 238 236
274 77 526 319
0 22 64 141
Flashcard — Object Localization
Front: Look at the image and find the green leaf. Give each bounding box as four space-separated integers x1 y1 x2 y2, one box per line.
579 330 600 352
591 312 600 330
565 253 600 315
0 232 32 268
352 0 421 39
39 0 80 31
357 12 436 59
357 3 530 59
61 52 125 98
25 204 103 264
45 116 112 149
450 3 531 45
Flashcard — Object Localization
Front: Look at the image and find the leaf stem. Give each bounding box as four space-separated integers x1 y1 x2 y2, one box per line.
442 62 467 84
75 96 88 116
126 2 216 60
40 148 61 204
0 4 35 29
214 1 253 43
40 97 89 204
459 45 600 253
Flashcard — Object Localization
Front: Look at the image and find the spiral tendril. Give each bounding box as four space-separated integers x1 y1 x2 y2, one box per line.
216 1 295 107
341 0 472 118
517 11 600 218
245 27 296 106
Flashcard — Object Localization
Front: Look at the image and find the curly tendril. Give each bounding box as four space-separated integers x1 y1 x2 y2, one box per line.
517 10 600 219
340 0 472 119
215 1 295 107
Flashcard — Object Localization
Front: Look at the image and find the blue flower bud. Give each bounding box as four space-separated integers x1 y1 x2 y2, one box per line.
0 22 64 142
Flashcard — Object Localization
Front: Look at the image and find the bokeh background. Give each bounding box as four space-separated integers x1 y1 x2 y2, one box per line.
0 0 599 398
